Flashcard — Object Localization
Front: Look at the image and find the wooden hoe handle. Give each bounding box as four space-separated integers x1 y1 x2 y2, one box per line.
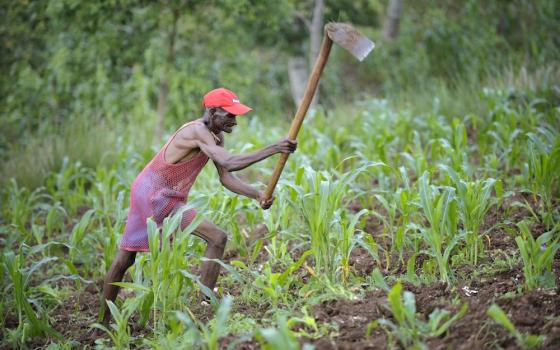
264 34 334 202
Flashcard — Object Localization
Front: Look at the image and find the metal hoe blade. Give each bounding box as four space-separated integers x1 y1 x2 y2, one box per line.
326 23 375 61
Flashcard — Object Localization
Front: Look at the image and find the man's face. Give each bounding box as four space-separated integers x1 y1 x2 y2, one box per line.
211 108 237 133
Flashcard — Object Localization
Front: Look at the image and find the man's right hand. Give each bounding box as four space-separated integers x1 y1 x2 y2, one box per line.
258 191 275 210
275 137 297 154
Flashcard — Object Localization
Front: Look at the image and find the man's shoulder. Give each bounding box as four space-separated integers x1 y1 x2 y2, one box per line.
176 121 224 146
177 120 210 139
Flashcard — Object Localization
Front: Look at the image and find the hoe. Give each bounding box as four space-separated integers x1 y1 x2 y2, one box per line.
264 22 375 201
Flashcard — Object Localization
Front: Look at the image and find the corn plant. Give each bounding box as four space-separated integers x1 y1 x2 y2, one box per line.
366 178 417 270
101 191 127 273
91 298 139 349
89 166 130 216
487 304 545 349
355 231 382 271
515 221 559 290
114 209 205 331
368 193 398 268
207 193 243 243
486 118 522 175
442 165 500 265
43 202 68 242
523 127 560 227
3 248 61 346
417 172 462 283
257 315 308 350
263 236 291 266
369 268 391 292
400 131 430 178
149 210 204 313
263 185 294 234
148 310 199 349
457 178 500 265
372 281 467 349
149 296 234 350
438 118 470 176
338 209 368 283
196 296 233 350
3 179 49 241
253 251 311 307
287 163 384 283
44 157 93 216
69 208 95 262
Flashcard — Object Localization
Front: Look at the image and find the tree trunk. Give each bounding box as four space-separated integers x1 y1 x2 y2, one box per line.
288 0 325 109
309 0 325 108
288 57 308 107
383 0 402 41
155 9 179 143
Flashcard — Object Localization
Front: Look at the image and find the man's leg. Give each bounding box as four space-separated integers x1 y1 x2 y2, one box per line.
191 219 228 291
100 249 137 323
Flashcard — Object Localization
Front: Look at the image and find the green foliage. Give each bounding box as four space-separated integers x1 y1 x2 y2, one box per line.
442 165 500 265
92 299 138 349
515 221 560 290
3 248 61 346
254 250 312 307
1 12 559 345
257 315 302 350
148 296 234 350
416 172 462 283
197 296 234 350
372 281 467 349
523 126 560 227
487 303 546 349
2 85 559 347
144 211 205 328
287 163 383 283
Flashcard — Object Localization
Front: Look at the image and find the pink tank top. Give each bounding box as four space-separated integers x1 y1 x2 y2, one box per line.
119 120 216 251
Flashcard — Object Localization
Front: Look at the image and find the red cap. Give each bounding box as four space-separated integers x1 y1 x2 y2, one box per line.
203 88 252 116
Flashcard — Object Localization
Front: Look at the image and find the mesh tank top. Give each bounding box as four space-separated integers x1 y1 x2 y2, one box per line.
120 120 217 251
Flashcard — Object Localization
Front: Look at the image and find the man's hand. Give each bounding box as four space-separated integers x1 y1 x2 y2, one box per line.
258 191 275 210
275 137 297 154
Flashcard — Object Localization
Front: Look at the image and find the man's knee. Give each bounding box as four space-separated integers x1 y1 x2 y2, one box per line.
212 229 228 249
116 251 136 270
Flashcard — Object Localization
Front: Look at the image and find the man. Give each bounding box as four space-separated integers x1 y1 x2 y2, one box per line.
100 87 297 323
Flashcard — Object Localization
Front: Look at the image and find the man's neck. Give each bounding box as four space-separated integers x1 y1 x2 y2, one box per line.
202 118 221 142
202 117 218 133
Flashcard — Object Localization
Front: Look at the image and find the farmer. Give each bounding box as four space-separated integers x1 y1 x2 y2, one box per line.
100 87 297 323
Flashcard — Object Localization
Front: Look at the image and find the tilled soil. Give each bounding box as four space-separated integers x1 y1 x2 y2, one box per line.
309 277 560 350
5 193 559 349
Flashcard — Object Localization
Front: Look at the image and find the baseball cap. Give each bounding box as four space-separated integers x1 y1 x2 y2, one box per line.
203 88 252 116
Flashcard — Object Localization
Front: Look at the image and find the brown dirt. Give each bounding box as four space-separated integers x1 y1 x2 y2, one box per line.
304 190 560 350
307 274 560 350
5 191 558 349
310 289 389 349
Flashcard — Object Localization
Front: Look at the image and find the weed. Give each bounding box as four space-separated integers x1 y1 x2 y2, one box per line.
487 303 545 349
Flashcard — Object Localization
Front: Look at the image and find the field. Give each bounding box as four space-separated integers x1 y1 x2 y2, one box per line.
1 1 560 349
2 77 559 349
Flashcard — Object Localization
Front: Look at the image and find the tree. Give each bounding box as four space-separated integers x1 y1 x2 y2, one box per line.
383 0 402 41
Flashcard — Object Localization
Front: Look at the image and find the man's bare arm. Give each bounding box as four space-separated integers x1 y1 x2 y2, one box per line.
214 161 260 199
186 124 296 172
